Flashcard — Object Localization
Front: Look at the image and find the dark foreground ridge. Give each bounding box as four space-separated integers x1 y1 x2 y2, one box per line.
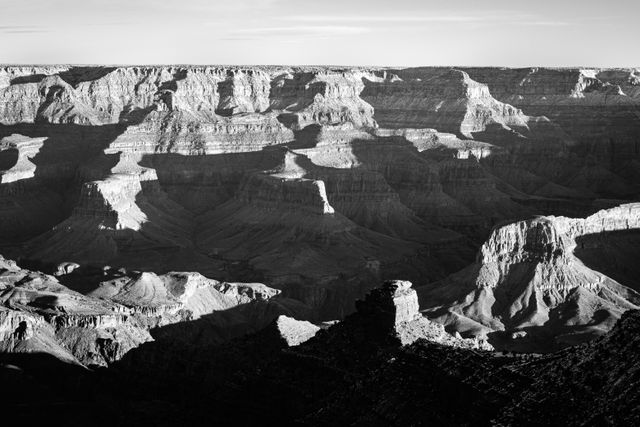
1 280 639 426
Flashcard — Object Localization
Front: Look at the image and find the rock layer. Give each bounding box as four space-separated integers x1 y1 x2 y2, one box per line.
420 203 640 351
0 65 638 344
0 254 284 366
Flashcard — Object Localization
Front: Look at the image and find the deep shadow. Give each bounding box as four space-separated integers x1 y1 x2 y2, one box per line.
2 307 637 426
574 229 640 291
58 66 118 87
158 69 188 92
139 146 285 213
0 122 128 244
0 122 127 186
9 73 48 85
56 264 130 294
0 146 18 169
360 72 640 208
9 67 118 87
30 295 60 309
345 130 494 245
96 296 531 426
0 352 115 427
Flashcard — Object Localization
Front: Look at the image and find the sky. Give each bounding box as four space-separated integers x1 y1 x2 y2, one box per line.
0 0 638 67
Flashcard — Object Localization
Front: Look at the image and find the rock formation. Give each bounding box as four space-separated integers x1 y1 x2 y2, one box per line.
5 280 637 426
0 254 288 366
362 68 534 138
495 309 640 426
261 315 321 347
26 152 199 271
352 280 492 349
462 67 640 196
0 64 638 350
420 203 640 351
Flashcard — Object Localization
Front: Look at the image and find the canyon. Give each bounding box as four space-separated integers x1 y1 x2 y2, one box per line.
0 65 639 424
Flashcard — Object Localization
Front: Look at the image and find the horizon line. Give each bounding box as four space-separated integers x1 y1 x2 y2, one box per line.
1 63 639 70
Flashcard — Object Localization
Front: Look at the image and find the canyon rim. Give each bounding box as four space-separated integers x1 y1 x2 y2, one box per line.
1 0 640 426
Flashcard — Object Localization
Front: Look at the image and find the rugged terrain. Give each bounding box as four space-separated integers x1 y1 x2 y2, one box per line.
2 279 638 426
420 203 640 351
0 65 639 423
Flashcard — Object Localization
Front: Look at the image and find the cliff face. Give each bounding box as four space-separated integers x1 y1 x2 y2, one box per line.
361 69 532 138
462 67 640 176
0 65 638 348
0 253 289 366
3 276 638 426
420 203 640 352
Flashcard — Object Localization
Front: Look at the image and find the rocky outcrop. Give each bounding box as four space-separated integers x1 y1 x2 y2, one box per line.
496 309 640 426
362 67 639 202
261 315 321 347
353 280 492 349
289 124 511 236
0 254 152 366
0 65 376 125
462 67 640 107
0 254 284 366
302 308 640 427
362 69 530 138
108 109 294 155
271 70 376 128
0 65 638 346
236 151 335 215
293 124 483 239
194 150 433 318
462 67 640 190
0 133 68 241
420 203 640 351
26 152 196 269
90 270 280 327
3 279 639 426
0 134 46 183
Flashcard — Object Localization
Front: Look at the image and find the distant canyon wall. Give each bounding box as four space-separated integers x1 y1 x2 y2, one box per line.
0 65 639 324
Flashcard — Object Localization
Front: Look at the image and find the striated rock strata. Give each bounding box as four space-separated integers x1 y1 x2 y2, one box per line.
0 254 287 366
0 64 638 340
420 203 640 351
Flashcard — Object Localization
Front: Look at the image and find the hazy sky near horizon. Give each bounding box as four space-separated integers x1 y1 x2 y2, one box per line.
1 0 638 67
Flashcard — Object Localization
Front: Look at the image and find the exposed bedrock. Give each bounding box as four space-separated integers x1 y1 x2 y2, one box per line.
0 65 638 340
312 167 456 243
108 108 294 155
297 125 495 234
0 134 45 183
437 157 534 225
1 66 255 125
462 67 640 174
140 149 284 214
236 153 336 215
0 65 377 127
419 203 640 352
0 123 127 244
270 69 376 128
362 68 547 140
0 134 65 242
194 150 435 318
363 67 639 200
259 315 321 347
0 253 292 366
0 255 152 366
354 280 492 348
26 152 197 271
281 140 464 244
